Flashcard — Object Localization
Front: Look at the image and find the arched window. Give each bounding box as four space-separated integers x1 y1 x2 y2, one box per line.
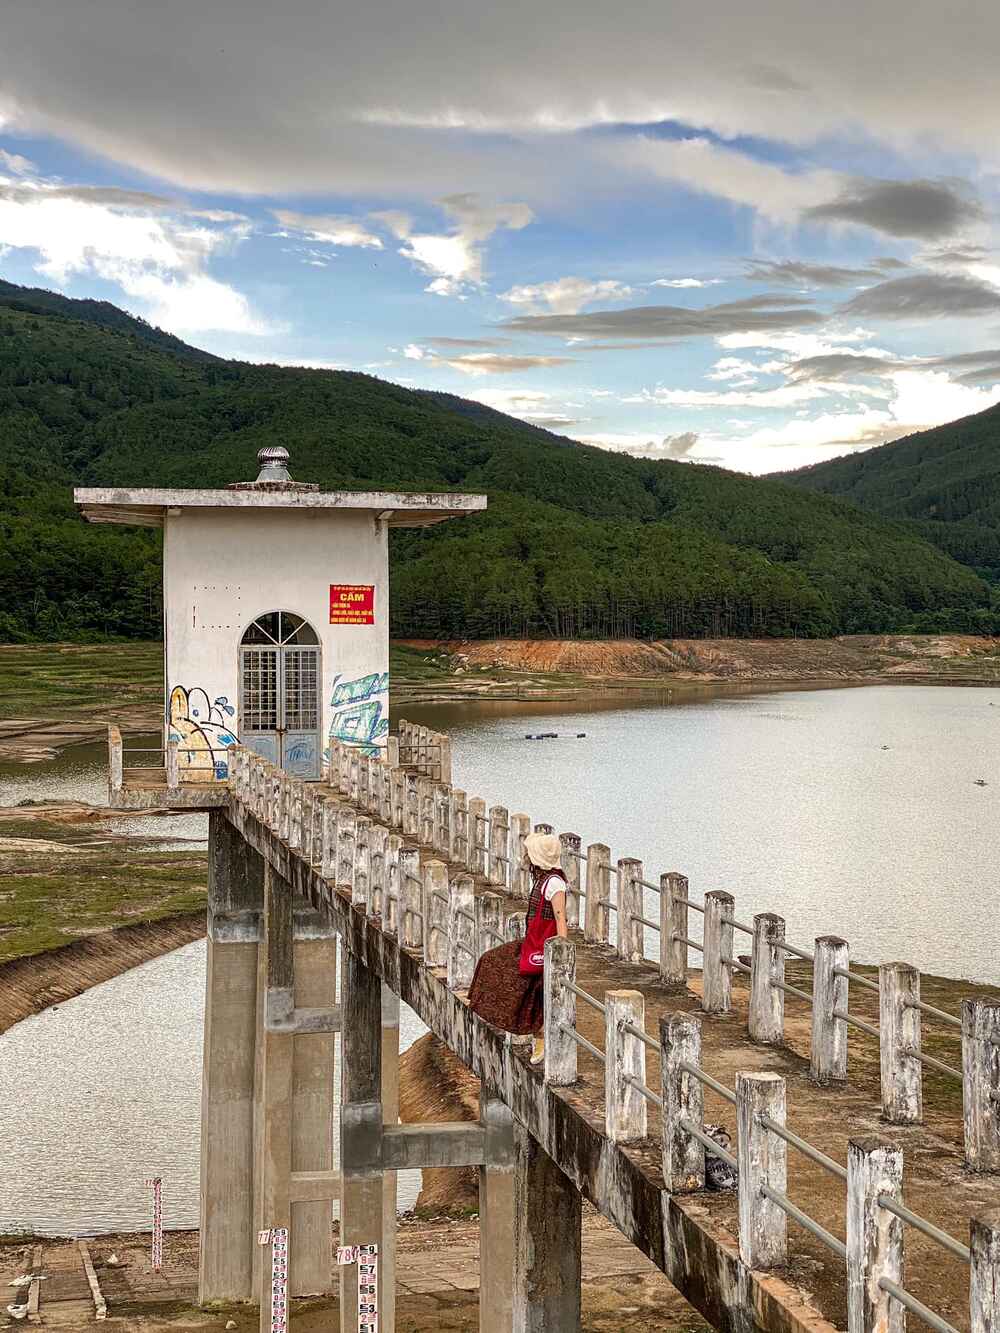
239 611 321 778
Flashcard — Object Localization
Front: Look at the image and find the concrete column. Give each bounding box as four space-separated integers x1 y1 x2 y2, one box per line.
488 806 511 889
381 985 400 1333
749 912 785 1046
971 1211 1000 1333
660 871 689 986
616 858 644 962
198 810 264 1303
583 843 610 945
702 890 733 1014
558 833 581 931
254 862 295 1333
340 948 383 1333
543 937 577 1086
513 1125 581 1332
811 935 849 1084
476 891 504 960
736 1072 787 1270
660 1012 704 1192
289 915 337 1298
847 1137 904 1333
479 1097 515 1333
447 874 477 989
468 797 488 876
511 813 531 898
605 990 647 1142
449 789 468 865
962 998 1000 1172
879 961 922 1124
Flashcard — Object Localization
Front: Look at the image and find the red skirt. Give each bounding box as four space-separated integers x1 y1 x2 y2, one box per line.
467 941 544 1036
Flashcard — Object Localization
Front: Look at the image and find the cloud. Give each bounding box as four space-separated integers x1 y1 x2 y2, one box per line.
625 383 831 409
744 258 902 287
425 350 575 376
503 293 823 343
0 148 34 175
785 352 906 382
651 277 723 289
381 193 532 295
0 173 267 334
424 335 510 348
804 178 983 239
272 208 383 248
842 273 1000 319
499 276 632 315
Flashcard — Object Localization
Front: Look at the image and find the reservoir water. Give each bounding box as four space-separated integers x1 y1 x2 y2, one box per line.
1 681 997 1235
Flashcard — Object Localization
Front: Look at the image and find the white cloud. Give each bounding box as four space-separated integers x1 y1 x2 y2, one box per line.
499 276 632 315
272 208 383 248
403 343 426 359
0 175 268 334
382 193 533 296
651 277 723 288
0 148 34 175
706 356 761 385
625 382 830 409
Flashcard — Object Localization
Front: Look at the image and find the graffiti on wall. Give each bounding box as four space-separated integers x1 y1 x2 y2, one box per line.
328 671 389 757
168 686 238 780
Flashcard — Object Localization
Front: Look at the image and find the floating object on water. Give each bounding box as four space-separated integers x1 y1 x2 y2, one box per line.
525 732 586 740
880 745 891 750
974 778 988 787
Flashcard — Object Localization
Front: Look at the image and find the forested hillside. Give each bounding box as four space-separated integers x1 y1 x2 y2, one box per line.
0 280 995 642
783 403 1000 584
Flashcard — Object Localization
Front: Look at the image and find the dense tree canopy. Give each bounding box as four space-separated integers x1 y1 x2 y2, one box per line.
0 280 996 642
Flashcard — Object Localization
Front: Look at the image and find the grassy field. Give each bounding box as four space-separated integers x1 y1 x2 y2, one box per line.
0 811 207 963
0 642 163 721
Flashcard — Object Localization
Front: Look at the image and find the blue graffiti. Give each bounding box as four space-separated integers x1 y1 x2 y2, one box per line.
329 672 390 757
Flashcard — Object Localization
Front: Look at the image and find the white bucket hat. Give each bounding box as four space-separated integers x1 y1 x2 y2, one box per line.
523 832 562 871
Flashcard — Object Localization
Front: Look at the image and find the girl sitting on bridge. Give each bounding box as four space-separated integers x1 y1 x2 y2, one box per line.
467 832 569 1066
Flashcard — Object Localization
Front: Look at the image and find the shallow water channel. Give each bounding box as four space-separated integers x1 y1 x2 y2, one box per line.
1 681 997 1235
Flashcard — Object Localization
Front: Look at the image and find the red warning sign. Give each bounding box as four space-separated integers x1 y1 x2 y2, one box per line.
330 584 375 625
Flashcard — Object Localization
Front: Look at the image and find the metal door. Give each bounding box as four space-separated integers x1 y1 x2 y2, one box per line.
240 613 321 779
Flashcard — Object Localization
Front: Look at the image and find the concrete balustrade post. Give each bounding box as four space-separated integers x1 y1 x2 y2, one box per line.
447 874 477 989
617 858 644 962
702 890 734 1014
847 1138 904 1333
468 798 488 876
384 835 402 936
749 913 785 1046
418 725 431 774
337 808 357 893
417 777 434 847
476 891 504 960
320 801 339 879
971 1212 1000 1333
438 734 453 785
449 789 468 865
660 1012 705 1192
433 785 449 856
357 754 370 812
544 937 577 1086
352 817 372 909
380 762 394 826
879 961 922 1124
339 742 352 797
403 774 420 840
962 998 1000 1172
605 990 647 1143
368 824 388 917
511 813 532 898
811 935 849 1084
299 787 313 861
584 843 611 945
399 849 423 951
488 805 511 888
107 725 122 792
274 770 287 838
504 912 524 942
349 749 361 804
422 860 449 968
660 872 689 986
166 739 180 789
390 767 405 831
559 833 582 930
736 1072 787 1269
386 733 399 769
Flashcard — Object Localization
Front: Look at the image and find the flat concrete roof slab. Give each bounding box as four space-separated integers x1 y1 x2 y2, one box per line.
74 488 487 529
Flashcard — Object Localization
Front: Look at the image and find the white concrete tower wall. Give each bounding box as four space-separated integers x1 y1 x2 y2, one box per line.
163 507 388 780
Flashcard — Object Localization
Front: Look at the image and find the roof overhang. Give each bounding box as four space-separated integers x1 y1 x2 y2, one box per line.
74 487 488 529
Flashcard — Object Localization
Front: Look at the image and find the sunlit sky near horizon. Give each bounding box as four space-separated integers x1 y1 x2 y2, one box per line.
3 1 1000 473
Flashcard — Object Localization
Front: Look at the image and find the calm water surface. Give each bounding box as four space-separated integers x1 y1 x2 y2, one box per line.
1 682 997 1234
416 683 1000 984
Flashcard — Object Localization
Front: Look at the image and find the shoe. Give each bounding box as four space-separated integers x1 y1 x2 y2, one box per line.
530 1037 545 1066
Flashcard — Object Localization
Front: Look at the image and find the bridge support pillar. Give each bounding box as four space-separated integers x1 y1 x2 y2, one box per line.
479 1097 515 1332
199 810 263 1304
290 914 337 1298
340 948 384 1333
381 983 400 1333
512 1124 581 1332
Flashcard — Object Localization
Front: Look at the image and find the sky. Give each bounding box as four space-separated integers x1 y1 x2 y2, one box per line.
3 1 1000 473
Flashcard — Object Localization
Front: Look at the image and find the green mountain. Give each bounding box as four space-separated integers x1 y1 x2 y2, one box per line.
782 403 1000 584
0 279 995 642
